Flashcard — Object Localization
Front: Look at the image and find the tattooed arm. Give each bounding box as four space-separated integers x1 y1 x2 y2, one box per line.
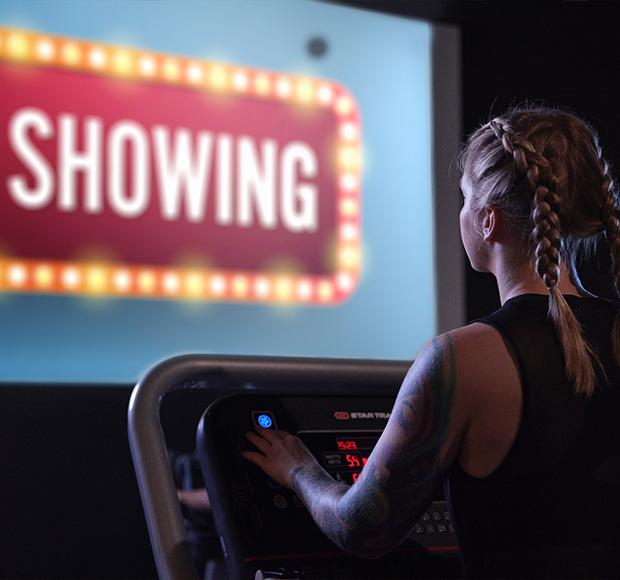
242 333 465 558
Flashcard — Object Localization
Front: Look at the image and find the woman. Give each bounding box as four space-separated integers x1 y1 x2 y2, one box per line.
242 106 620 578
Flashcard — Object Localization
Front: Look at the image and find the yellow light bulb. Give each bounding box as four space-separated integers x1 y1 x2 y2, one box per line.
87 267 107 292
209 65 227 90
113 50 133 75
34 264 54 288
162 59 180 81
7 33 29 60
61 42 81 66
185 273 204 296
138 270 156 293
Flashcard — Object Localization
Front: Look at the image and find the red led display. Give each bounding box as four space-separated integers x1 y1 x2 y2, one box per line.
337 440 357 450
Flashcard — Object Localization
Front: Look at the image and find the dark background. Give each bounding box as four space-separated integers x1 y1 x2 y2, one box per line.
2 1 619 577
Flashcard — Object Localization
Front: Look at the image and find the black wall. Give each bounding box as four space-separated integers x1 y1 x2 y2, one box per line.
4 2 620 578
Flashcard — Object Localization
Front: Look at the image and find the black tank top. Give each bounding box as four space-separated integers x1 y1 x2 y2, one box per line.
445 294 620 579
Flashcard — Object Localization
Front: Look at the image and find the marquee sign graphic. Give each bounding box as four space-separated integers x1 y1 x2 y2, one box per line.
0 27 362 304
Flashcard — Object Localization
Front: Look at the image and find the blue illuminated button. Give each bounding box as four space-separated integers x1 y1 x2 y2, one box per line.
251 411 277 430
258 414 272 429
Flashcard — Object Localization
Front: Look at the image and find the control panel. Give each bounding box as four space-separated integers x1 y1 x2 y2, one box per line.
197 393 459 579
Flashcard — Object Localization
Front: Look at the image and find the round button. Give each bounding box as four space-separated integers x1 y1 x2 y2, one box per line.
437 523 447 533
257 414 273 429
432 511 442 521
448 523 454 532
422 512 431 521
414 524 424 534
443 511 451 521
425 524 436 534
272 495 288 509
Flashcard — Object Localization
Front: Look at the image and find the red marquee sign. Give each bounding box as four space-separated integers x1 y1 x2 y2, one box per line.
0 28 362 304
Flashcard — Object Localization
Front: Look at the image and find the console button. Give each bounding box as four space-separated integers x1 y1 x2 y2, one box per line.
432 511 442 521
425 524 436 534
437 523 447 533
273 494 288 509
251 411 277 430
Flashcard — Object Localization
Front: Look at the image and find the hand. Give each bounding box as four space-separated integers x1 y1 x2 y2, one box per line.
176 488 211 512
241 428 318 488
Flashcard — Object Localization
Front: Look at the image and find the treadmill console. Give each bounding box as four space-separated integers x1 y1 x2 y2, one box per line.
197 393 458 579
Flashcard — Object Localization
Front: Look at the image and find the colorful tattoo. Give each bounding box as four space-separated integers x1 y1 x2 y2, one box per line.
291 334 457 557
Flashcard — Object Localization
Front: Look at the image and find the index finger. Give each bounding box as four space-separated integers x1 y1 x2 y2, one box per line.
257 428 289 442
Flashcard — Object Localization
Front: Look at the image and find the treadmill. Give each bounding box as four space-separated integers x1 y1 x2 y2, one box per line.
129 355 460 580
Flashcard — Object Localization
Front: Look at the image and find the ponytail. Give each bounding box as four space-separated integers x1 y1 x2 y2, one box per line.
490 118 600 396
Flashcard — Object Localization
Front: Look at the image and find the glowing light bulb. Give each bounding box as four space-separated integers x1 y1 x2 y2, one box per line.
113 270 131 292
340 198 359 217
62 267 81 289
34 264 54 288
7 33 29 60
209 65 227 90
232 275 249 297
186 63 204 84
318 280 334 302
163 272 180 294
335 95 353 116
61 42 81 66
162 58 180 81
8 263 27 286
254 73 270 95
113 50 133 75
340 223 359 241
340 122 358 141
254 276 271 298
232 70 249 91
138 55 156 77
296 279 313 300
339 246 360 269
138 270 156 293
88 47 107 69
275 277 293 301
36 38 55 61
317 85 333 105
337 272 354 292
276 77 292 98
210 275 226 296
296 79 314 103
341 174 359 192
87 267 107 292
185 272 204 296
339 146 361 169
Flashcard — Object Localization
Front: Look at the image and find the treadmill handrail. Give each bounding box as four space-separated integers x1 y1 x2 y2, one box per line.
128 354 409 580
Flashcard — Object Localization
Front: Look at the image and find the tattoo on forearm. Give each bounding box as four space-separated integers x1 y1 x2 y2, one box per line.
292 334 457 557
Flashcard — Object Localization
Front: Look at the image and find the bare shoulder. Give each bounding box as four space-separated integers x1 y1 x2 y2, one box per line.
407 324 522 469
413 323 514 392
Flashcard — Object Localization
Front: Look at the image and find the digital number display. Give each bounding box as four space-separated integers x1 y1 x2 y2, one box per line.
318 436 378 484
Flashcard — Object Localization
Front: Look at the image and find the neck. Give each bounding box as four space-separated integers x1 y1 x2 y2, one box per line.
492 254 581 305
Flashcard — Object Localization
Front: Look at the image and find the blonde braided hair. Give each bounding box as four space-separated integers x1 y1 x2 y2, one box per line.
489 117 599 395
460 107 618 397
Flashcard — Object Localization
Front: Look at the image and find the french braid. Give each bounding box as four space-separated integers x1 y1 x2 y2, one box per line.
598 150 620 364
490 118 599 396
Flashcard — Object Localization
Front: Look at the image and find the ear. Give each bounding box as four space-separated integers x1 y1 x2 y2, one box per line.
482 206 501 242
